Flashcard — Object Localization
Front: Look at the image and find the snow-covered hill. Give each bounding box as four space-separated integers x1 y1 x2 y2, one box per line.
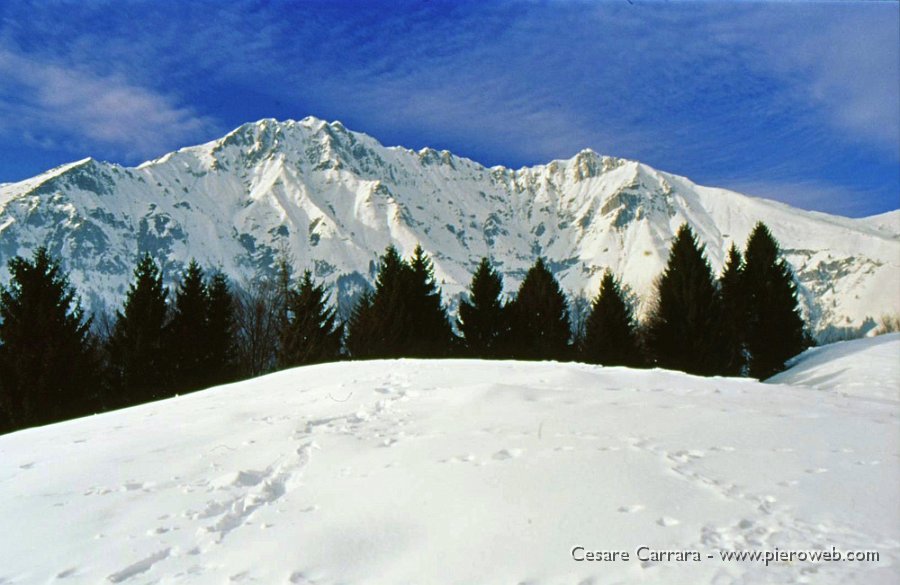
1 336 898 584
1 117 898 337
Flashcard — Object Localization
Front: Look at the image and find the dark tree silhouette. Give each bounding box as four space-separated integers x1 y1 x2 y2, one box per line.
345 290 377 358
278 270 343 367
405 245 454 357
369 245 413 357
507 257 571 361
168 260 209 393
582 270 642 367
645 224 727 376
743 222 809 378
458 257 508 358
719 243 747 376
204 271 238 386
0 248 98 433
107 254 170 404
346 245 453 358
234 272 283 378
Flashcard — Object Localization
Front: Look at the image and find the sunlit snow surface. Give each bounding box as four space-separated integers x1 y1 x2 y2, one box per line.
1 118 898 337
1 335 898 584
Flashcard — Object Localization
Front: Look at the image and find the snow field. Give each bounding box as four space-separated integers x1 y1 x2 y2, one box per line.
0 335 898 584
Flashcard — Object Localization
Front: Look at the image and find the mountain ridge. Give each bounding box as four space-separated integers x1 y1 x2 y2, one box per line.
1 117 897 340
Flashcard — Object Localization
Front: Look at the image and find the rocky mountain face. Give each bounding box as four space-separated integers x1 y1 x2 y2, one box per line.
1 117 897 340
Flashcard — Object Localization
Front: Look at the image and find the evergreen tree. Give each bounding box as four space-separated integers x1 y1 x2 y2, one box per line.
406 245 454 357
346 290 377 358
107 254 170 404
0 248 98 433
204 271 238 386
743 222 808 378
167 260 208 394
370 245 413 357
645 224 727 376
345 245 454 359
507 257 571 360
719 243 747 376
458 257 508 358
582 270 642 367
278 270 343 367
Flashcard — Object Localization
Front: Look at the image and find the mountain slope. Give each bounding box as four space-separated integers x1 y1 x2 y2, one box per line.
1 336 898 584
1 117 897 337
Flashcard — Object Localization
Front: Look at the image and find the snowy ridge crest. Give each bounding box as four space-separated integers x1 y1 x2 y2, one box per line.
0 117 898 339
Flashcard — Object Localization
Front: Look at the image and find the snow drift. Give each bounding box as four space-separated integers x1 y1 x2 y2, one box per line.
1 335 898 584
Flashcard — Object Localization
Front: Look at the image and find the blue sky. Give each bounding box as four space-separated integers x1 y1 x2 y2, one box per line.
0 0 897 217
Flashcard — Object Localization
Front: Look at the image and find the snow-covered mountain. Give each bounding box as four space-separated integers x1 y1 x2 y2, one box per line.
1 117 897 338
1 335 898 584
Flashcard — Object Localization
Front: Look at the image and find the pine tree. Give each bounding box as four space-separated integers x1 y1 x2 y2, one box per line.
167 260 209 394
204 271 238 386
406 245 454 357
370 245 413 357
107 254 170 404
458 257 508 358
582 270 642 367
507 257 571 361
346 290 377 358
0 248 98 432
645 224 727 376
743 222 809 378
278 270 343 367
719 243 747 376
345 245 454 359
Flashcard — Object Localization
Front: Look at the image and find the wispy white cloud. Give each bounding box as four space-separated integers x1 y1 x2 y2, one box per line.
0 47 215 160
709 4 900 159
0 1 895 215
721 178 893 218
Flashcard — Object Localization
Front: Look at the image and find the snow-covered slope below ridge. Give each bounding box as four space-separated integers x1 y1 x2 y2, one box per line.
0 116 897 338
1 336 898 584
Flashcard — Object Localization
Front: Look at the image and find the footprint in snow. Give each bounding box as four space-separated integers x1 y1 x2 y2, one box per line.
657 516 680 527
442 454 476 463
670 449 705 462
493 448 524 460
805 467 829 474
618 504 645 513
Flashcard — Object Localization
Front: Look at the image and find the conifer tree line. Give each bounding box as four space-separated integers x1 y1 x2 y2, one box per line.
0 221 809 434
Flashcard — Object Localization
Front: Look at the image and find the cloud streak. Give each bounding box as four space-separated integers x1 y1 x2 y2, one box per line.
0 47 215 160
708 4 900 158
